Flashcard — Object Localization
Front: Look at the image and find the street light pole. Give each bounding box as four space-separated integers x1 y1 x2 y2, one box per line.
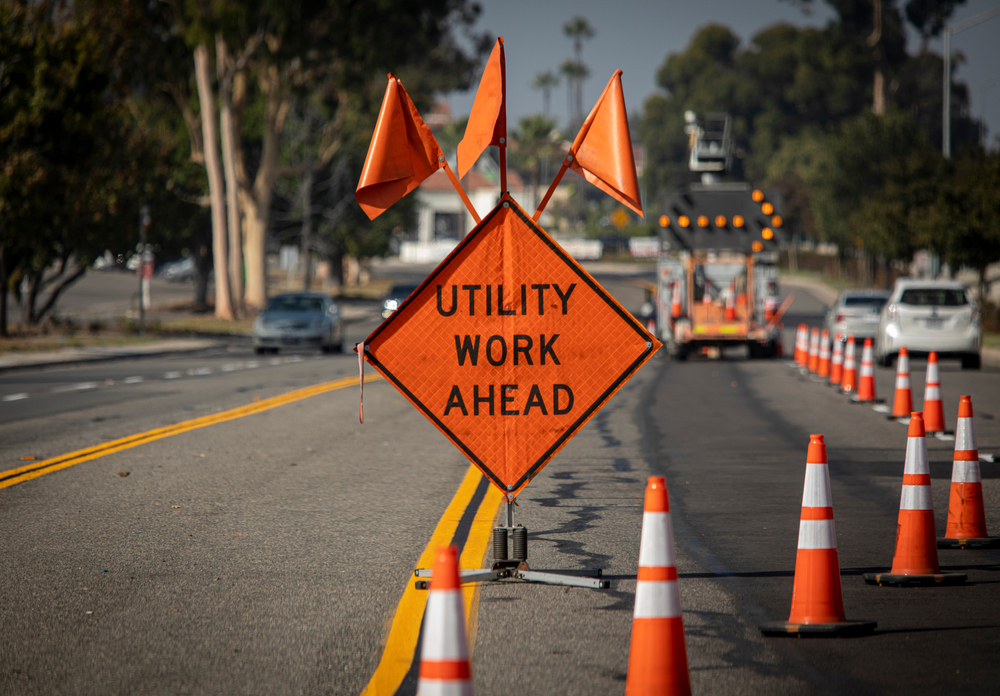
138 205 151 335
942 5 1000 158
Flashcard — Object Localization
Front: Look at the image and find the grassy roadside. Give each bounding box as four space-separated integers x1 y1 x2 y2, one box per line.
0 335 163 354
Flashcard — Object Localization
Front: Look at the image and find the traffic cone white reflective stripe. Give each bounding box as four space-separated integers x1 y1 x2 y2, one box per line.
943 396 991 543
418 546 473 696
840 337 857 393
923 352 946 432
829 333 844 386
807 328 820 373
703 285 712 306
626 477 690 696
853 338 877 402
817 330 831 378
671 282 682 319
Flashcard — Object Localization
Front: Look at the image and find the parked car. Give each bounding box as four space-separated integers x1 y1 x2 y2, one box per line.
381 284 420 319
825 289 891 340
252 293 343 354
875 279 981 369
156 257 195 282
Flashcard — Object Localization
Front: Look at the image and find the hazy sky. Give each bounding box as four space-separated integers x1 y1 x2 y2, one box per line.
448 0 1000 152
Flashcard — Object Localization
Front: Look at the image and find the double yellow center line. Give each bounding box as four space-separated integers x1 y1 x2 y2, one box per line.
2 371 504 694
1 374 378 489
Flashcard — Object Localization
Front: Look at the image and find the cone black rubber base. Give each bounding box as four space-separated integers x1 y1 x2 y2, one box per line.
864 572 967 587
938 537 1000 549
850 397 885 404
760 620 877 637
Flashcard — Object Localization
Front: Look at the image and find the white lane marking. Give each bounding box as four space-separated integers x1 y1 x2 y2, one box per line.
246 361 259 369
269 359 281 366
164 371 181 380
287 356 302 363
935 432 956 442
871 404 891 413
124 376 144 384
221 363 239 372
3 393 28 402
190 367 212 376
52 382 97 393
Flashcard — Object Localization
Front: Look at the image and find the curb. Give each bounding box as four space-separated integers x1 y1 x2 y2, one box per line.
0 339 222 374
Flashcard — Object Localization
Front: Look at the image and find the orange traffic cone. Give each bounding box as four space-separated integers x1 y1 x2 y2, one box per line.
851 338 878 403
764 295 778 323
725 282 736 321
670 281 682 319
761 435 876 636
890 346 912 419
840 337 857 394
418 546 474 695
939 396 1000 549
865 413 966 586
829 333 844 387
817 329 831 379
626 477 690 696
807 327 820 374
922 352 947 433
794 324 808 367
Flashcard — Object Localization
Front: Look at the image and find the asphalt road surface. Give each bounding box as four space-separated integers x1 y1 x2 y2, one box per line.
1 273 998 695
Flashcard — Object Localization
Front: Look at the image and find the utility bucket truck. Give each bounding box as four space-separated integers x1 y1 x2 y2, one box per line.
652 112 784 361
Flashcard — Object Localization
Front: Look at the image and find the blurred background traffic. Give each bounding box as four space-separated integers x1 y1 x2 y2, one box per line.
1 0 997 351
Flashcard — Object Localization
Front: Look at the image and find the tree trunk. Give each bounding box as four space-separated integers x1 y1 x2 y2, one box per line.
872 69 886 115
301 169 313 291
241 64 287 310
217 34 244 316
194 44 233 320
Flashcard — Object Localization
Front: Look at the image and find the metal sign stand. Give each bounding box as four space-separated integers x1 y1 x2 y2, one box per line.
414 499 609 590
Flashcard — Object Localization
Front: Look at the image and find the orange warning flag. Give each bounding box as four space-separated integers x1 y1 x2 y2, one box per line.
457 38 506 179
569 70 642 217
356 74 444 220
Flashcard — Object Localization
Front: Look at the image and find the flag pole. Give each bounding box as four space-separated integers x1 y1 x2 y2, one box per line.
442 160 481 224
498 37 508 195
532 154 571 222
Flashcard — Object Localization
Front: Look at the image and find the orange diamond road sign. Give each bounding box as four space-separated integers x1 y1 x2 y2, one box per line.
361 195 661 498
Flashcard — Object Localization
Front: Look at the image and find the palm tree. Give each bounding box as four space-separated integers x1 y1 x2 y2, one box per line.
563 16 595 62
560 59 590 131
510 115 560 211
561 17 594 129
532 71 560 117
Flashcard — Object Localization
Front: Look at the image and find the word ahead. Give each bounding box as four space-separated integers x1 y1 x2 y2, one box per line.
360 197 659 497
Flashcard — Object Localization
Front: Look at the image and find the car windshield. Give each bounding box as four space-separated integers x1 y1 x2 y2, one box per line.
844 296 887 307
898 288 967 307
266 296 325 313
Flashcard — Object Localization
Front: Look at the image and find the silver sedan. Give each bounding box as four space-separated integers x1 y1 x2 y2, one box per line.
252 293 343 354
825 289 891 341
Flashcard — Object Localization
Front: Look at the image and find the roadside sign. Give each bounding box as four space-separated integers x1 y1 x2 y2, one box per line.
361 195 661 498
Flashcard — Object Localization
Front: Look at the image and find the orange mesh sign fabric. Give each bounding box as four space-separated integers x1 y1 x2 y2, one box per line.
362 196 660 497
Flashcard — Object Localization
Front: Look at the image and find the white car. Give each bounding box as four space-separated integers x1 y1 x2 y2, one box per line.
875 279 981 369
825 289 891 341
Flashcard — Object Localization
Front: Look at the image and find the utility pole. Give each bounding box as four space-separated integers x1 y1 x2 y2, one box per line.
138 205 151 335
943 5 1000 158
